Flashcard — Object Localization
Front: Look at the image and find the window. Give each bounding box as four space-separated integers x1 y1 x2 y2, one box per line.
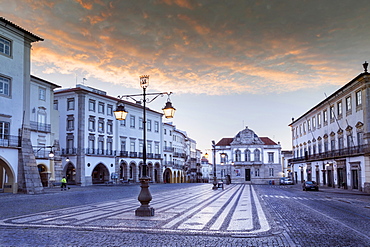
147 142 152 154
164 129 167 135
88 117 95 131
347 135 353 147
130 116 135 128
331 139 335 151
0 121 10 139
245 150 251 162
139 117 143 129
323 110 327 123
338 137 344 150
98 118 104 133
346 96 352 111
147 119 152 131
324 141 328 152
53 100 58 110
318 142 322 153
312 116 316 128
357 132 362 146
107 138 113 155
67 115 74 131
98 139 104 155
0 37 11 56
130 140 135 152
139 141 143 154
303 122 306 133
89 100 96 111
107 104 113 116
67 98 75 110
329 106 334 120
0 76 10 96
269 168 274 177
121 140 126 152
120 119 126 126
88 135 95 154
317 113 321 127
254 149 260 162
98 102 105 114
356 90 362 106
39 87 46 101
66 134 74 151
307 119 311 131
155 143 160 154
255 168 260 177
107 120 113 134
268 152 274 163
337 101 342 116
155 121 159 133
235 150 241 162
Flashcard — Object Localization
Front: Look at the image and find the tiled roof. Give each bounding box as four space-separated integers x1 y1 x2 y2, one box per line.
260 137 278 145
0 17 43 42
215 138 233 146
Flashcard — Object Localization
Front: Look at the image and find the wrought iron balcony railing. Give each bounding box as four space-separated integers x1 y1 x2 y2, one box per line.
289 144 370 163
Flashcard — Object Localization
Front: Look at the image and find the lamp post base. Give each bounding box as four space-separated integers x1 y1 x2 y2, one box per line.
135 177 155 216
212 176 218 190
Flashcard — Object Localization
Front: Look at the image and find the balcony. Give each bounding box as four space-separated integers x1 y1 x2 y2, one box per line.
30 121 51 133
290 144 370 163
85 148 114 156
0 135 20 148
130 152 137 158
118 151 129 157
62 148 77 155
164 146 174 152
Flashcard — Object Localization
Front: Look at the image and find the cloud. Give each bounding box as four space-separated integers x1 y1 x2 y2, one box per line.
1 0 370 95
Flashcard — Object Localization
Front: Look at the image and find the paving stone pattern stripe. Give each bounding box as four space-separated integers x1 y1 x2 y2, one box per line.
1 184 272 237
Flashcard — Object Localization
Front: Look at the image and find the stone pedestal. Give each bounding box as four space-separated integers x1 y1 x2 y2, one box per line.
135 177 155 216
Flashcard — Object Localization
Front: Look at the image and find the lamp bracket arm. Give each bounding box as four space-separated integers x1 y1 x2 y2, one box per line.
118 92 173 104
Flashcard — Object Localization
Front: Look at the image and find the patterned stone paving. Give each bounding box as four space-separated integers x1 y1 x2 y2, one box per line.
0 184 272 237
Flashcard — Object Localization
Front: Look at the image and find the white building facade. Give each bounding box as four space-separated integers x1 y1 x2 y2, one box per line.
214 127 282 184
55 85 195 186
289 64 370 193
30 76 61 187
0 17 45 193
55 84 163 186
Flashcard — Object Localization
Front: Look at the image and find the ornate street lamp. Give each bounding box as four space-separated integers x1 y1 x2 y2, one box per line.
114 75 175 217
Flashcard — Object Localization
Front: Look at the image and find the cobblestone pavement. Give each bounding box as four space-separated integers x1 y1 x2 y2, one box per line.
0 183 370 246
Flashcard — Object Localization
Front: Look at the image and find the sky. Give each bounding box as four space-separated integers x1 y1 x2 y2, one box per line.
1 0 370 153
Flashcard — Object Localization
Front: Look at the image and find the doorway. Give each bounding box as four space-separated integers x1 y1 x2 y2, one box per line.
352 170 359 189
245 169 251 181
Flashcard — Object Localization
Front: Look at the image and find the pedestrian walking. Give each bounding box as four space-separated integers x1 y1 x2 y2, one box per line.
61 176 67 191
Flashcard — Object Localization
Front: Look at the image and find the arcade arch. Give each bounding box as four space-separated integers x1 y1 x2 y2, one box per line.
163 168 172 183
37 164 49 187
129 162 137 182
119 160 128 180
65 162 76 184
92 163 109 184
0 158 16 193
